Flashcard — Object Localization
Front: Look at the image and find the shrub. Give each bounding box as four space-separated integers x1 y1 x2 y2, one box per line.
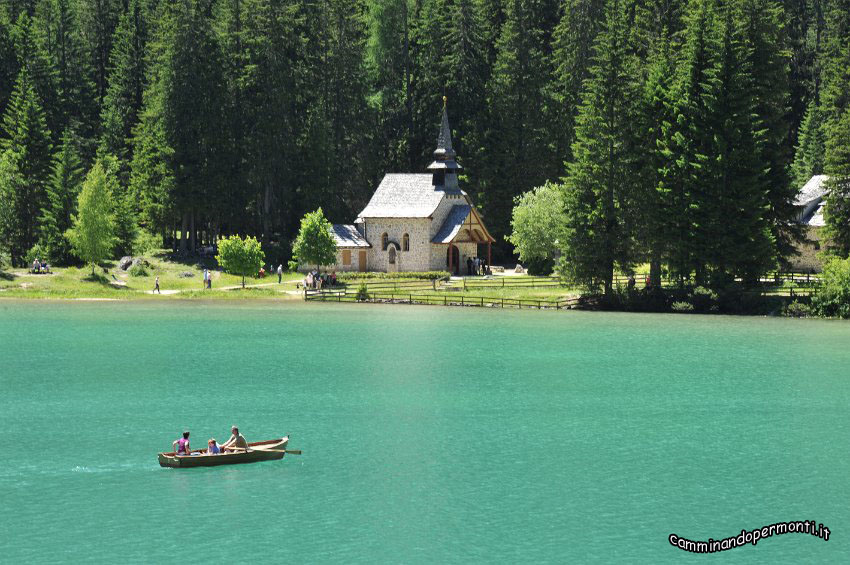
783 300 812 318
337 271 449 281
355 283 369 302
129 263 149 277
134 231 162 255
716 285 767 314
812 256 850 318
672 301 694 313
690 286 719 313
526 256 555 276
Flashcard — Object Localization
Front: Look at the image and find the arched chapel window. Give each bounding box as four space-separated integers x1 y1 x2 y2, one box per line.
381 233 388 251
402 233 409 251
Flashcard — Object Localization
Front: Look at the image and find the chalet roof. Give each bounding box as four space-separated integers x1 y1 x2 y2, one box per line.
358 174 460 218
331 224 371 248
795 174 830 206
432 205 471 243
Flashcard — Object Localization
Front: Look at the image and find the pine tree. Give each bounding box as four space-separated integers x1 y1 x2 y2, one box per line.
738 0 796 266
0 150 26 265
1 67 53 265
549 0 605 168
10 11 61 139
637 30 677 287
482 0 555 259
709 3 775 281
301 0 373 222
366 0 417 172
824 106 850 254
100 0 148 181
411 0 489 189
38 128 84 265
130 97 175 240
100 152 136 255
561 0 641 295
77 0 122 106
129 4 176 241
131 0 228 253
790 98 826 189
216 0 310 240
785 0 829 144
0 9 18 119
821 0 850 254
657 0 719 283
37 0 99 154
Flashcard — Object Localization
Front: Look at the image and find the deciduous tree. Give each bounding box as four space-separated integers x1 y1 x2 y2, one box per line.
291 208 338 273
66 158 118 274
216 234 265 288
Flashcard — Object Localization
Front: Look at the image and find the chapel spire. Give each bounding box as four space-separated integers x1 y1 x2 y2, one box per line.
427 97 462 192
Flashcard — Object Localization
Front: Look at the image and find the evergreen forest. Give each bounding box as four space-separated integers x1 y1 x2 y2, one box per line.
1 0 849 290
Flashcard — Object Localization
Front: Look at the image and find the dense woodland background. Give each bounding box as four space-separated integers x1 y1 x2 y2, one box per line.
0 0 848 286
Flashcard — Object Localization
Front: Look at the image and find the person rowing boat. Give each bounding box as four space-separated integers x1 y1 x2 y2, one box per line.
220 426 248 452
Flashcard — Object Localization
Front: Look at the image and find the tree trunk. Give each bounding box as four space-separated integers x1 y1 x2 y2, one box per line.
650 254 661 288
190 209 196 253
263 183 272 243
179 213 188 254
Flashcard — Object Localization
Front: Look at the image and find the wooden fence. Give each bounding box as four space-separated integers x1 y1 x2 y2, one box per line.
304 271 818 307
305 288 579 310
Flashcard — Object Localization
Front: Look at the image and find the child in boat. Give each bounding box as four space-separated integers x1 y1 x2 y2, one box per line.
207 438 221 455
173 431 191 455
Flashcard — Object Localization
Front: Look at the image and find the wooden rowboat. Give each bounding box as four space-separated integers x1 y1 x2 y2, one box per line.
158 437 289 468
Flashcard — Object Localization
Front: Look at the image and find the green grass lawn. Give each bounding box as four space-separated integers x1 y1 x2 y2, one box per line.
0 251 302 299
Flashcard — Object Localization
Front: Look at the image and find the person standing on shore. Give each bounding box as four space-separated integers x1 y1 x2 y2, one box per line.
277 264 282 283
154 276 160 294
203 269 209 290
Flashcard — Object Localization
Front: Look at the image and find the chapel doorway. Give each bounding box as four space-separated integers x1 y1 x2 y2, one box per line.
358 250 367 272
387 245 399 273
446 245 460 275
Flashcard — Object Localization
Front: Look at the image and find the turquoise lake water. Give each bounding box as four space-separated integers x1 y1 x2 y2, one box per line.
1 301 849 563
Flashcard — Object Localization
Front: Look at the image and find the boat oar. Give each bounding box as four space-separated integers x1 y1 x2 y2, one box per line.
224 446 302 455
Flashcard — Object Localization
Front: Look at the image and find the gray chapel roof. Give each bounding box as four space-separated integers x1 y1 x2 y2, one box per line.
331 224 371 248
432 205 471 243
358 173 461 218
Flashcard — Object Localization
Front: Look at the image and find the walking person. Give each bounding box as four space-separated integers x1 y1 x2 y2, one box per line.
154 276 160 294
277 264 283 284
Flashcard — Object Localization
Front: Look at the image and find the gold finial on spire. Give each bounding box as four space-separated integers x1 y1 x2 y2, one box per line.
443 95 447 108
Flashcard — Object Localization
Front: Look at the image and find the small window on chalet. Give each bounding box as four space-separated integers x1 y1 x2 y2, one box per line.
402 233 409 251
381 233 388 251
342 250 351 265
